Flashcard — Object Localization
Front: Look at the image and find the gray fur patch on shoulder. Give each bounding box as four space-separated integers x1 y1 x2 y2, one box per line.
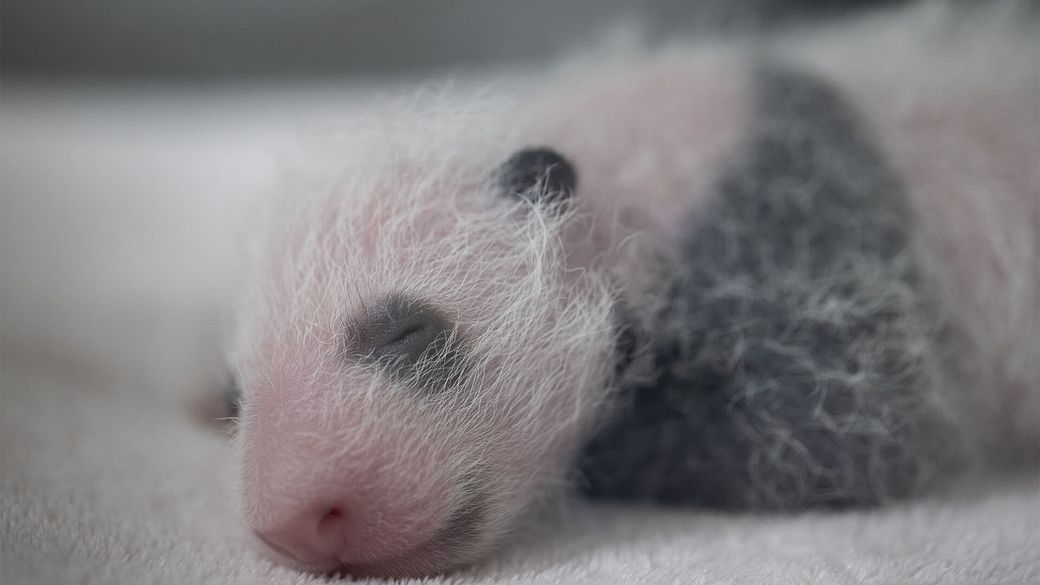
578 65 956 509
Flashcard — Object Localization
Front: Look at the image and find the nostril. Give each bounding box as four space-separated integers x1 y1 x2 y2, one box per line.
259 504 352 565
317 507 348 539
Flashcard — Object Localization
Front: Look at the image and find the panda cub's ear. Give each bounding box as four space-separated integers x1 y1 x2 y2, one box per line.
497 147 577 207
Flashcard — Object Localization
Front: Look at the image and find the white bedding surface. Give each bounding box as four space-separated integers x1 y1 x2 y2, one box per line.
2 85 1038 585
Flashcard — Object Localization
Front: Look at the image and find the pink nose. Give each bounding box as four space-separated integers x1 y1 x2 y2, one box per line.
259 504 351 565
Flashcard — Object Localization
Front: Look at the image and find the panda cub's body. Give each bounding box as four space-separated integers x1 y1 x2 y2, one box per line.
227 5 1039 578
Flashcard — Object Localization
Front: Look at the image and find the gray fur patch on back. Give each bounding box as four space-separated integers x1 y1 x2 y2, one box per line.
578 66 955 509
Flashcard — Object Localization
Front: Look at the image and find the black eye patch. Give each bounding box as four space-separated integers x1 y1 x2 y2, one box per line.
497 147 577 206
346 294 465 392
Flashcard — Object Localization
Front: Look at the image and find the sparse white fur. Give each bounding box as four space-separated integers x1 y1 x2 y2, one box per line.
230 104 625 573
782 0 1040 461
229 1 1038 576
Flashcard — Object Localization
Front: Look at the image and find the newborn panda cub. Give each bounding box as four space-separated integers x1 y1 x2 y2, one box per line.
227 24 1038 579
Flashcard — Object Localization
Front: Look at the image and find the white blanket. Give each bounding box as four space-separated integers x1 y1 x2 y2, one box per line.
2 85 1037 585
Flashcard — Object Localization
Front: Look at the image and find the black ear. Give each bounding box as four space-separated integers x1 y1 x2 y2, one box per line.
497 147 577 206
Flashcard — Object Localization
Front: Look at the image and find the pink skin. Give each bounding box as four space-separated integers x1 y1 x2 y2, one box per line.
242 366 448 568
522 52 752 258
235 189 466 572
817 54 1040 458
234 56 752 577
235 36 1038 576
239 294 612 576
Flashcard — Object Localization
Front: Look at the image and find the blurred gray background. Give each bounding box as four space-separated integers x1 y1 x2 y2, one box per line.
0 0 925 386
3 0 910 81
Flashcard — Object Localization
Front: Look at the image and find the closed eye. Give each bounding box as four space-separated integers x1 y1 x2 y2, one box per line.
386 322 427 347
346 293 466 393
